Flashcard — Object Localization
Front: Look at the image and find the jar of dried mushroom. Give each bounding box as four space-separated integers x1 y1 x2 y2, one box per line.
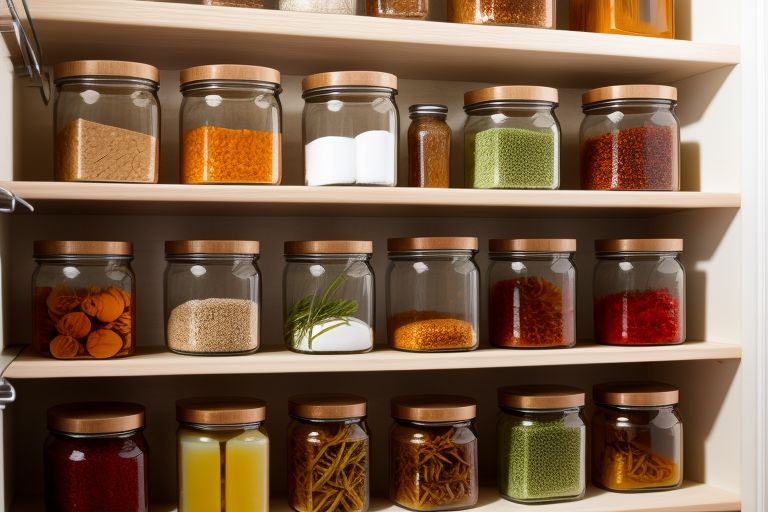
390 395 478 511
448 0 555 28
53 60 159 183
164 240 261 355
408 104 451 188
279 0 357 14
288 394 369 512
387 237 479 352
592 382 683 492
180 64 282 185
366 0 429 19
32 241 135 359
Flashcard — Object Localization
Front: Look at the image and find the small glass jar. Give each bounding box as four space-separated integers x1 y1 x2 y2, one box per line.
367 0 429 19
497 386 586 504
279 0 358 14
488 239 576 348
387 237 479 352
448 0 555 28
180 64 282 185
594 239 685 346
53 60 159 183
45 402 148 512
177 397 269 512
592 382 683 492
202 0 274 7
32 241 135 359
302 71 399 186
580 85 680 191
408 104 451 188
464 86 560 189
390 395 478 511
287 394 370 512
570 0 674 38
165 240 261 355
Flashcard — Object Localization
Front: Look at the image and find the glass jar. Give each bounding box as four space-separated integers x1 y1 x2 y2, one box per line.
45 402 148 512
302 71 399 186
32 241 135 359
53 60 159 183
180 64 282 185
580 85 680 191
367 0 429 19
570 0 674 38
497 386 586 504
488 239 576 348
287 394 370 512
592 382 683 492
202 0 274 6
594 239 685 346
464 86 560 189
279 0 358 14
390 395 478 511
448 0 555 28
408 104 451 188
165 240 261 355
284 241 375 354
387 237 479 352
177 397 269 511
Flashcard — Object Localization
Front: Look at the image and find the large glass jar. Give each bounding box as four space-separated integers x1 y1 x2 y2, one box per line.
279 0 358 13
53 60 159 183
570 0 674 38
464 86 560 189
180 64 282 184
32 241 135 359
580 85 679 191
387 237 479 352
45 402 148 512
165 240 261 355
408 104 451 188
594 239 685 346
390 395 478 511
448 0 555 28
488 239 576 348
367 0 429 19
592 382 683 492
177 397 269 512
497 386 586 504
287 394 370 512
284 241 374 354
302 71 398 186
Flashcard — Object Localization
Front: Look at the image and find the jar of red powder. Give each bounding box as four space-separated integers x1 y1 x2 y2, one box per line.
593 239 685 346
580 85 679 191
488 239 576 349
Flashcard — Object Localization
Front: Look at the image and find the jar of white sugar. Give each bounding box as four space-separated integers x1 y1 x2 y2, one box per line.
165 240 261 355
302 71 398 186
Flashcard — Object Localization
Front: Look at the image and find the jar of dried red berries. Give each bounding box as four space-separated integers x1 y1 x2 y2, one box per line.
593 239 685 346
580 85 679 191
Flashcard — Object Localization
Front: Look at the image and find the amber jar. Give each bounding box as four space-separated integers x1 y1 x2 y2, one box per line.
367 0 429 19
448 0 555 28
570 0 674 38
408 104 451 188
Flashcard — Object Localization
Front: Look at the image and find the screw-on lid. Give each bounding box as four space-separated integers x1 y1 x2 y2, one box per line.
489 239 576 253
409 104 448 118
595 239 683 253
289 394 367 420
48 402 145 434
176 397 266 425
165 240 260 255
34 241 133 256
180 64 280 86
594 381 679 407
582 85 677 105
388 236 478 252
284 240 373 255
497 385 585 410
302 71 398 92
464 85 558 107
54 60 159 83
391 395 477 422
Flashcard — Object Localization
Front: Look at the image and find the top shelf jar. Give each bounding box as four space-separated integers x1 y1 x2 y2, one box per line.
570 0 675 39
448 0 555 28
367 0 429 19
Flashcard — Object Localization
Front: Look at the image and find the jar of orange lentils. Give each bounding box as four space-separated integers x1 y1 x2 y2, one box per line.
180 64 282 184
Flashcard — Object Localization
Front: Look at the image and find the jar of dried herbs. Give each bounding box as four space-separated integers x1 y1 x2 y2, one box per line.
448 0 555 28
592 382 683 492
288 394 369 512
497 386 586 504
367 0 429 19
390 395 478 511
408 104 451 188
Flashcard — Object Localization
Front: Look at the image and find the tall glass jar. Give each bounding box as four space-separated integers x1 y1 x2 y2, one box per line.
387 237 479 352
302 71 399 186
284 241 374 354
580 85 679 190
279 0 358 14
367 0 429 19
408 104 451 188
570 0 674 38
464 86 560 189
497 386 586 504
448 0 555 28
165 240 261 355
180 64 282 184
287 394 370 512
592 382 683 492
45 402 148 512
177 397 269 512
594 239 685 346
488 239 576 348
53 60 159 183
390 395 478 511
32 241 135 359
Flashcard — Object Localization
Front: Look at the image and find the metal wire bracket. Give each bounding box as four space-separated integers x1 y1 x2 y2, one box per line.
1 0 50 104
0 186 33 213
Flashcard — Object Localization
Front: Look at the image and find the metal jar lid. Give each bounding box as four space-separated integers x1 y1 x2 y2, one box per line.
464 85 558 108
54 60 159 84
387 236 478 252
409 104 448 118
594 381 679 407
289 393 367 420
34 241 133 257
302 70 398 93
391 395 477 422
489 238 576 253
595 238 683 253
284 240 373 255
180 64 281 88
176 397 267 425
498 385 585 410
165 240 260 255
582 84 678 106
48 402 145 434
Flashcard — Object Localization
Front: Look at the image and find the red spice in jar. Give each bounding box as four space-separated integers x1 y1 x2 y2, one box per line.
594 289 681 345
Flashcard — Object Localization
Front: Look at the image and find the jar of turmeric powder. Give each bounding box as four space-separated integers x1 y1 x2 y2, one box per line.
180 64 282 185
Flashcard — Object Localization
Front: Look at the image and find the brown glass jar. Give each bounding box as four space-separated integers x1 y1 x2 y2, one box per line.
367 0 429 19
408 104 451 188
448 0 555 28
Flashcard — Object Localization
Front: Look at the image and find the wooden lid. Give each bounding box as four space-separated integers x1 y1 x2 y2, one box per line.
498 385 585 410
391 395 477 422
48 402 145 434
387 236 478 252
489 239 576 253
34 241 133 256
289 394 367 419
594 382 679 407
582 85 677 105
302 71 398 92
180 64 280 85
595 239 683 252
464 85 558 106
54 60 159 83
165 240 260 255
176 397 266 425
285 240 373 255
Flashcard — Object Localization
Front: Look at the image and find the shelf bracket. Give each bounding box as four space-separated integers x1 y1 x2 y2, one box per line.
1 0 50 104
0 186 33 213
0 346 23 407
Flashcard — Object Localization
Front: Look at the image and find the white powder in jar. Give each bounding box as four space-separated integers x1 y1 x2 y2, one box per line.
279 0 357 14
290 316 373 353
355 130 396 185
305 136 356 186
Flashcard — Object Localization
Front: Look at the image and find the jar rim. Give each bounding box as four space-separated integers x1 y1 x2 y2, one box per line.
582 84 677 105
289 393 367 420
302 70 398 92
489 238 576 253
388 236 478 252
47 401 145 434
54 60 159 83
34 240 133 257
464 85 558 106
497 385 585 410
594 381 679 407
595 239 683 253
176 396 266 425
180 64 280 86
391 394 477 422
284 240 373 255
165 240 260 256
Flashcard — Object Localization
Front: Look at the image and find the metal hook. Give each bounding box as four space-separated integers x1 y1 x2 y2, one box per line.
0 187 33 213
2 0 50 104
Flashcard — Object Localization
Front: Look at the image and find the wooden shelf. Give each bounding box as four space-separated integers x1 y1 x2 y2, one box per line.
26 0 739 86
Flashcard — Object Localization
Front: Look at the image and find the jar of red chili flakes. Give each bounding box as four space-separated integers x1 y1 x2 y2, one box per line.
594 239 685 346
580 85 679 191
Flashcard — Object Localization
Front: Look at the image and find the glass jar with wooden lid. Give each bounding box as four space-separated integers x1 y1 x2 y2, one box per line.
570 0 674 38
448 0 555 28
367 0 429 19
408 104 451 188
201 0 275 7
279 0 358 14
